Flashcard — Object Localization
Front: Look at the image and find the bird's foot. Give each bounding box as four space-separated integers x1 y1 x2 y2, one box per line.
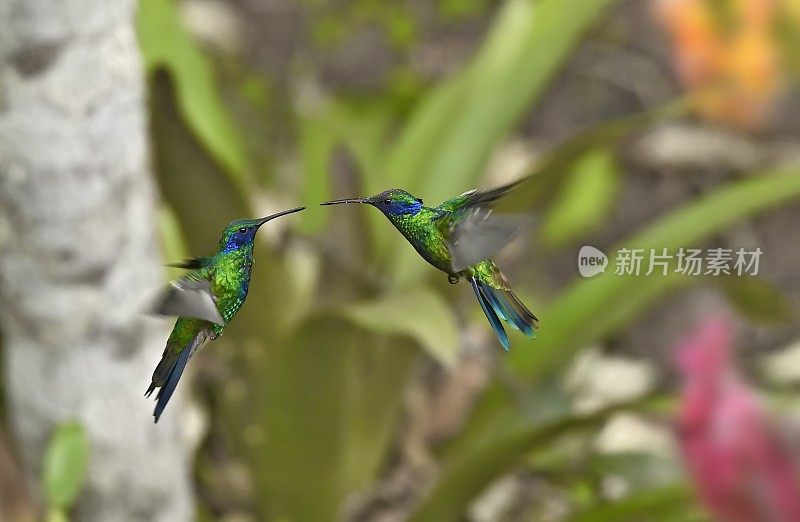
447 274 460 284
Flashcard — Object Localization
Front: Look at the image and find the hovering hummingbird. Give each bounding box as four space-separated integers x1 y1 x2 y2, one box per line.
321 180 538 350
146 207 305 422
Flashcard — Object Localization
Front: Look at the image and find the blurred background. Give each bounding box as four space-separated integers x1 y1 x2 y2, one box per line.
2 0 800 520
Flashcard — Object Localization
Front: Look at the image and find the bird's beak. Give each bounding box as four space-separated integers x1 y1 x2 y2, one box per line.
319 197 369 206
256 206 306 226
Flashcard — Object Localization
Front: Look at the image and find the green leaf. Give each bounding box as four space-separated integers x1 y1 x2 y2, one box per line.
542 148 620 246
496 100 689 213
339 335 418 492
240 314 418 520
303 99 397 252
386 0 619 285
157 204 191 280
253 315 354 520
388 0 617 198
138 0 249 190
570 484 695 522
582 453 685 502
510 167 800 378
408 397 670 522
338 288 460 365
327 102 397 254
42 421 89 511
437 168 800 514
721 276 795 324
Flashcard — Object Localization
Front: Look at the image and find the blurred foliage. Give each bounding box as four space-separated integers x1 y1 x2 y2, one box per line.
132 0 800 520
307 0 419 50
570 484 698 522
433 170 800 519
138 0 251 191
439 0 494 20
496 100 689 213
339 287 460 366
43 421 88 522
383 0 619 285
512 168 800 379
723 276 796 324
540 148 620 247
409 396 673 521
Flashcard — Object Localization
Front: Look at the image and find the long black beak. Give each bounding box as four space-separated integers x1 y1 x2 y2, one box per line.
319 197 369 206
256 206 306 226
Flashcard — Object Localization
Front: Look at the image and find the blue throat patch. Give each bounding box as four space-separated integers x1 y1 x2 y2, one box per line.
386 200 422 215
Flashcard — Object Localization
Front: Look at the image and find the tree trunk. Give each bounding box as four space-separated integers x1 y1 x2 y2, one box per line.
0 1 194 520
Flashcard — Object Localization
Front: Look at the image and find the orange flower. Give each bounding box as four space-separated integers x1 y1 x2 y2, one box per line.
655 0 784 130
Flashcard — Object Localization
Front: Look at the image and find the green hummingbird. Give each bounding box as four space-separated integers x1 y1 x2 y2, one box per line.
146 207 305 422
321 180 538 350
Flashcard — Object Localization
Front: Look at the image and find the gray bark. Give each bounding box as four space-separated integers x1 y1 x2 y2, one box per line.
0 1 194 521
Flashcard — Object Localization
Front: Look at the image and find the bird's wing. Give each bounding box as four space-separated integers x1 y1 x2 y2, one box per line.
435 178 526 214
151 268 224 325
434 179 529 272
167 256 213 269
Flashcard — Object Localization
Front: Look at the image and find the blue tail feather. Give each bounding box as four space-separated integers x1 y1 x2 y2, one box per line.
479 282 519 329
469 277 509 351
153 347 191 423
480 284 509 322
473 278 538 347
482 282 533 336
505 289 538 337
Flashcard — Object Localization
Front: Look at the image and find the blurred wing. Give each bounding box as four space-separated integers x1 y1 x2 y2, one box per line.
152 271 223 325
447 209 531 272
167 256 212 269
436 178 527 213
435 178 530 272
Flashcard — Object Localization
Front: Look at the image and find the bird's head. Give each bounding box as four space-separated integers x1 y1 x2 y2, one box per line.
320 188 423 217
219 207 305 252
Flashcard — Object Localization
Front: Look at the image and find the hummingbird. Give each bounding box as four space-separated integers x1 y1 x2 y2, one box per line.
321 180 538 350
146 207 305 422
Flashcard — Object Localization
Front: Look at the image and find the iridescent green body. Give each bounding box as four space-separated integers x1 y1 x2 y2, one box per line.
321 185 537 350
162 245 254 359
382 204 507 290
385 207 452 273
147 208 305 422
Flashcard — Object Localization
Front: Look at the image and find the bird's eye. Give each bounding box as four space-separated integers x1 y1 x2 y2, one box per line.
238 227 248 234
416 198 423 204
383 199 391 205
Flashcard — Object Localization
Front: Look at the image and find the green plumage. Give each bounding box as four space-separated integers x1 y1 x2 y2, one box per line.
151 248 251 384
321 181 538 350
384 207 453 273
147 208 305 422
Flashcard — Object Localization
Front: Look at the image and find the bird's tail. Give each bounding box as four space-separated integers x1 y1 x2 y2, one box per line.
147 347 191 423
467 261 538 351
145 329 207 423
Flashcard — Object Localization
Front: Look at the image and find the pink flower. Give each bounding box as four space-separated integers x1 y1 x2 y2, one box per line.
677 315 800 522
